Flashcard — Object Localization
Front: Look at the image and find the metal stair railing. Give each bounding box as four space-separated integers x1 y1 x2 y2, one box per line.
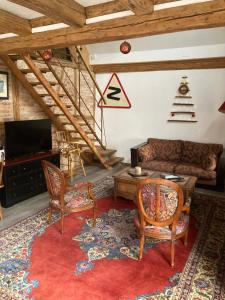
36 49 107 150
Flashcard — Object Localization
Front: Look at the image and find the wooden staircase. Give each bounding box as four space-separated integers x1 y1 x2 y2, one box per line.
1 50 123 169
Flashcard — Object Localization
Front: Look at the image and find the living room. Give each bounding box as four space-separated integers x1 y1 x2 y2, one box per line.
0 0 225 299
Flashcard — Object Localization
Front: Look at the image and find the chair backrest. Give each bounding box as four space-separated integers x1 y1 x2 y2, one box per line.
136 178 184 227
42 160 66 206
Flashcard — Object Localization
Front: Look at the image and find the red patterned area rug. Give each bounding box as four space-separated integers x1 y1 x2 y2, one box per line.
0 177 225 300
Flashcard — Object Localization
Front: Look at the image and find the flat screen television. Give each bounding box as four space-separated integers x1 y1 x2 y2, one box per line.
4 119 52 159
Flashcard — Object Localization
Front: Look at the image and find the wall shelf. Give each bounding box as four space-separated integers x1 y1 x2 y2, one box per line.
167 120 197 122
168 76 197 123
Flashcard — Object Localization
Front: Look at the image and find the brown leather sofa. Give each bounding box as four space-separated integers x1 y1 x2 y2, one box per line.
131 138 225 191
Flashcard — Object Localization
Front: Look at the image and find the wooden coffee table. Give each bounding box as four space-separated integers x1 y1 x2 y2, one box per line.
113 166 197 203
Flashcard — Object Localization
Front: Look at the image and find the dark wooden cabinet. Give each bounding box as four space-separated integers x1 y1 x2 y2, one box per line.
0 151 60 208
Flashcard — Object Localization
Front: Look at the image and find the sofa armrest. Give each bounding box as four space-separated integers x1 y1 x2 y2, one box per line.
216 149 225 191
130 142 148 167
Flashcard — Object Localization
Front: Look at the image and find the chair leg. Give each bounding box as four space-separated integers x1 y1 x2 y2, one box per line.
139 231 145 260
93 203 96 227
171 240 175 267
184 229 189 246
80 157 86 177
60 211 64 234
0 204 3 221
48 207 52 222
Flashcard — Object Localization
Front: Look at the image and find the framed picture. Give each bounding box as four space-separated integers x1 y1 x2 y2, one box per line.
0 71 9 100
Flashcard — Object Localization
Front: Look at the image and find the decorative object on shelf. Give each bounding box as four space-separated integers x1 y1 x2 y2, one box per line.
42 49 52 61
0 71 9 100
168 76 197 123
120 41 131 54
218 101 225 113
98 73 131 108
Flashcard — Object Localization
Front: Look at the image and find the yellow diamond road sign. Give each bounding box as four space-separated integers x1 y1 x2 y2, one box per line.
98 73 131 108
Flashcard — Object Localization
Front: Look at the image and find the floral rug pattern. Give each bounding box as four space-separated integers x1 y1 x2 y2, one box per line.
0 175 225 299
73 208 161 275
0 176 114 299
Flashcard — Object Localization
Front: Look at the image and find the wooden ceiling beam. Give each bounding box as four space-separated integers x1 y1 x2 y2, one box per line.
0 0 225 54
0 9 31 35
29 16 59 28
86 0 180 18
92 57 225 73
119 0 154 15
8 0 86 27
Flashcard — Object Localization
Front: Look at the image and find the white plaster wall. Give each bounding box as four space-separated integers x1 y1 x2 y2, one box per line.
92 44 225 163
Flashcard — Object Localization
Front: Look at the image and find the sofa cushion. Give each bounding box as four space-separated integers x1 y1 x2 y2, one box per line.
182 141 223 167
148 138 182 162
138 143 156 162
202 153 217 171
140 160 176 173
175 163 216 180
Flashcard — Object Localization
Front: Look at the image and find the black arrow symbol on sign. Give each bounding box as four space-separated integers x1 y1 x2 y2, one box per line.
107 86 121 101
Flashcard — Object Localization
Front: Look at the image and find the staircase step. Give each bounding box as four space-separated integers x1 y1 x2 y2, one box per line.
30 81 58 86
67 129 93 135
61 121 86 126
107 157 124 166
99 149 117 157
20 67 49 74
70 137 97 143
47 104 72 108
38 93 65 97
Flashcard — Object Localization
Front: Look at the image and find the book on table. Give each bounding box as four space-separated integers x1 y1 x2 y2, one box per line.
160 174 183 181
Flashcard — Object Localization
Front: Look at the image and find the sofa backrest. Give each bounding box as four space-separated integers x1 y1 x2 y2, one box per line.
182 140 223 166
148 138 182 162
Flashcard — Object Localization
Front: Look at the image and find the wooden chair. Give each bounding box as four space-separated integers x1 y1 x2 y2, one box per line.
42 160 96 234
0 162 4 220
135 178 189 267
55 131 86 177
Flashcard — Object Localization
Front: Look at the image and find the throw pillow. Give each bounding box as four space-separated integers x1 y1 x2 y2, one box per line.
202 153 217 171
138 144 156 162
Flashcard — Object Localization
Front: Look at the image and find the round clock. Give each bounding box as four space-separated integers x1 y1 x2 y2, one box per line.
178 83 189 95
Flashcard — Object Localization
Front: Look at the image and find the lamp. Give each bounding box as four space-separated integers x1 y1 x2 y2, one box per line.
218 101 225 113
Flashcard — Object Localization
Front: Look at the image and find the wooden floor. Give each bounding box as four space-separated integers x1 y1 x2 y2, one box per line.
0 164 127 231
0 163 224 231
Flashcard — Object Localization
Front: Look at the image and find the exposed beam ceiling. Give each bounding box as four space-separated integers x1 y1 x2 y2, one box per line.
118 0 154 15
0 8 31 35
85 0 179 19
8 0 86 27
92 57 225 73
29 16 59 28
0 0 225 54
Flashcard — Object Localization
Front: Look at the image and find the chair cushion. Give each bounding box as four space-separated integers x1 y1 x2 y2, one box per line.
50 190 93 210
134 213 189 239
148 138 182 162
139 160 176 173
175 163 216 180
65 191 93 209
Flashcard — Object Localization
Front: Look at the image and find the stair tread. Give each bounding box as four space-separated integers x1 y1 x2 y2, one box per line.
20 67 49 73
38 93 65 97
84 148 116 156
67 129 93 135
47 104 71 108
107 157 124 166
30 81 58 86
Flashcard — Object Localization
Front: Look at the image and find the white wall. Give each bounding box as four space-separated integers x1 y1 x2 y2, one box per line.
90 42 225 163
